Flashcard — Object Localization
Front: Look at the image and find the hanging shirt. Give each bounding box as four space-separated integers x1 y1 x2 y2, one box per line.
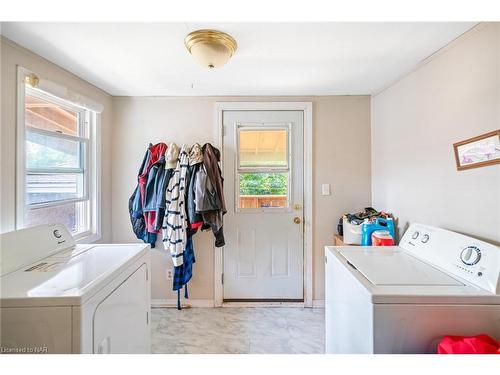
162 144 189 266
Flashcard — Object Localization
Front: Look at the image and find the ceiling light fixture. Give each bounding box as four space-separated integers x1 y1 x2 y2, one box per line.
185 29 237 69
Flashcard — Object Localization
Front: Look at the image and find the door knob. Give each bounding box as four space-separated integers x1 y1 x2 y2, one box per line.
293 217 302 224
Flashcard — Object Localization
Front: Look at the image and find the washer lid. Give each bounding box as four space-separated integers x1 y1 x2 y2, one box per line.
339 248 463 286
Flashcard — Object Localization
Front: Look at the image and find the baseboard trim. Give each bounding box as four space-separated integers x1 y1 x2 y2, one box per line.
151 299 215 308
222 301 305 308
151 298 325 309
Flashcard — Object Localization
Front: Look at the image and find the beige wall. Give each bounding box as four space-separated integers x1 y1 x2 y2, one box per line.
0 37 114 242
371 23 500 245
111 96 371 301
1 37 371 302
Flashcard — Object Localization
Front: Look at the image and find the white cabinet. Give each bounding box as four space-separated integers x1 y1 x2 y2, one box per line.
93 264 150 354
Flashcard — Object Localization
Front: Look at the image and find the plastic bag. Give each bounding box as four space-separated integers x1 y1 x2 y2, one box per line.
437 334 500 354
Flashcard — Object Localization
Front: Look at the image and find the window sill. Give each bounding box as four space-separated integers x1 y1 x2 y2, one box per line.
75 232 101 244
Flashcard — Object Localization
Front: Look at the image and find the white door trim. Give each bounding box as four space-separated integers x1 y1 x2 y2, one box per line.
214 101 313 308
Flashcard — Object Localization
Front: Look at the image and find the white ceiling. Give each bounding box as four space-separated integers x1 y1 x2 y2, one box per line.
1 22 476 96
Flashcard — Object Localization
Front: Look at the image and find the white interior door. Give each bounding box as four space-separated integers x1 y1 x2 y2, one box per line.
223 110 304 300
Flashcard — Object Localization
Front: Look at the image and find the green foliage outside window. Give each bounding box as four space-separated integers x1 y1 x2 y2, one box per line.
240 172 287 195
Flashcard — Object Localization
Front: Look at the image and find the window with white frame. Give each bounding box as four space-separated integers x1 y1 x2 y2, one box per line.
17 74 100 242
236 124 291 211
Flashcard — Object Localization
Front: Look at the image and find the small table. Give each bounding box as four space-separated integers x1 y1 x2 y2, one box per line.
333 234 360 246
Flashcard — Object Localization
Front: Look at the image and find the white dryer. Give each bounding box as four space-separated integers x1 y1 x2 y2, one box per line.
0 224 151 354
325 223 500 354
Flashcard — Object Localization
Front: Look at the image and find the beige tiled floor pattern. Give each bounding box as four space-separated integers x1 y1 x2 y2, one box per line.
151 307 325 354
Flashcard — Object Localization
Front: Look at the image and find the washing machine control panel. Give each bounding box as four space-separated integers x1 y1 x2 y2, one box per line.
400 223 500 294
410 231 431 243
460 246 481 266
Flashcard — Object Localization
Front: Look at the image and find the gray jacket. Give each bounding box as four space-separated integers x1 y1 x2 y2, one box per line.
140 143 170 231
186 163 203 226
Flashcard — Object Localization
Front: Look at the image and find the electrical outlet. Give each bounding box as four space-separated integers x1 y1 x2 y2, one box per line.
166 269 173 280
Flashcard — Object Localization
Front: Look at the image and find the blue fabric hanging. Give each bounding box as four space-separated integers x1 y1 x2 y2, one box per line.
172 235 196 310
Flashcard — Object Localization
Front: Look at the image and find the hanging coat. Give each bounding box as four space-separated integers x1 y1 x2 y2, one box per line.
186 143 204 230
129 143 168 247
196 143 226 247
141 142 168 233
162 144 189 266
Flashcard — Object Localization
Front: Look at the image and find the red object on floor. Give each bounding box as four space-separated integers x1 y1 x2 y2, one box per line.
437 334 500 354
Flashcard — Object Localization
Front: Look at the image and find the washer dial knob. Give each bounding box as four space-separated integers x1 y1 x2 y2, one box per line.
460 246 481 266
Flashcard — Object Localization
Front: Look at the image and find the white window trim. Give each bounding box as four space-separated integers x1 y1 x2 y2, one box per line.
16 66 102 243
235 122 293 213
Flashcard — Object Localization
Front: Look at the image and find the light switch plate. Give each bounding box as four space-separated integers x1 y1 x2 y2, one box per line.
321 183 331 196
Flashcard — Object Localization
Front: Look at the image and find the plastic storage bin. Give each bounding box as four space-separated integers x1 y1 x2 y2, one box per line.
342 219 362 245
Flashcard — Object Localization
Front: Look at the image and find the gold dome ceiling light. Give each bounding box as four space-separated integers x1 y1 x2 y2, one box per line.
185 29 237 69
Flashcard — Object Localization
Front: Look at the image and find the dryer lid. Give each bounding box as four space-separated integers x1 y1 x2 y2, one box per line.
1 243 149 307
339 248 463 286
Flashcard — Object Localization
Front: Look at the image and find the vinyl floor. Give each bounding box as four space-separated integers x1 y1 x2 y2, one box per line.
151 307 325 354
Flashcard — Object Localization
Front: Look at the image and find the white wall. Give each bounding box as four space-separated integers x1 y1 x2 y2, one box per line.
371 23 500 245
0 37 114 241
111 96 371 302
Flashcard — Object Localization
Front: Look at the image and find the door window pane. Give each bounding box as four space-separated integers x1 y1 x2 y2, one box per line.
26 131 83 170
24 201 89 234
239 172 288 209
239 129 288 168
25 94 79 136
26 173 84 205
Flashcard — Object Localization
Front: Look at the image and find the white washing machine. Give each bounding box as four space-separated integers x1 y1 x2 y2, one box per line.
0 224 151 354
325 223 500 354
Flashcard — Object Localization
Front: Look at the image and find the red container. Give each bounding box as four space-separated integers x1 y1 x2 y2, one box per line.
371 230 395 246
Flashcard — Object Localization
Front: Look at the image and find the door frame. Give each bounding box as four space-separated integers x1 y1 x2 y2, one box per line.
214 102 313 307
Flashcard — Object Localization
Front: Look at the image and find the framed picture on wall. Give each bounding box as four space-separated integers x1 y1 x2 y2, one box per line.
453 130 500 171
